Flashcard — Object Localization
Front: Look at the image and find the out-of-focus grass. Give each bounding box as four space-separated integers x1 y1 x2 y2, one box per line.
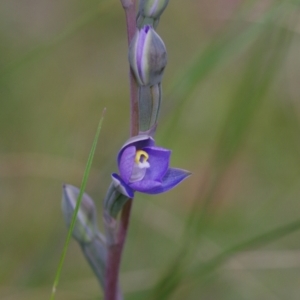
1 0 300 299
50 109 105 300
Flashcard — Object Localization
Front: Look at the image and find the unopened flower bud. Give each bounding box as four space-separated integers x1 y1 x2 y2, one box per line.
62 184 98 244
138 84 161 133
137 0 170 28
128 25 167 86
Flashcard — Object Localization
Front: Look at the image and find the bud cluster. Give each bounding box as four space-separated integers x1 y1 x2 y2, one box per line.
128 0 169 133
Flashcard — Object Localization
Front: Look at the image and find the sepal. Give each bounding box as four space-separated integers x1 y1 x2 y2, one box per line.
146 168 191 194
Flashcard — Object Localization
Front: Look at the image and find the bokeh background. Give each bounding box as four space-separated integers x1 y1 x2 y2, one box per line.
1 0 300 299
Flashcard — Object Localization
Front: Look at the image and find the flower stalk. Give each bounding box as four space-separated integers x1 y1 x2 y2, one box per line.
105 1 189 299
120 0 140 137
104 1 138 299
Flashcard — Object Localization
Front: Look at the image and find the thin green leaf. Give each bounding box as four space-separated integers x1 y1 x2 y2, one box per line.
49 108 106 300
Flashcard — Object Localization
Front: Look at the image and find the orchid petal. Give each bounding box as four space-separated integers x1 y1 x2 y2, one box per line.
119 145 136 184
145 168 191 194
129 179 161 193
143 146 171 181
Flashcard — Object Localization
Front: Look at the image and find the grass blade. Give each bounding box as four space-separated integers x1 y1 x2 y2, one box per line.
49 108 106 300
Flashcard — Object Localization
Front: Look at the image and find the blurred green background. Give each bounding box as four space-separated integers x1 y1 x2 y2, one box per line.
1 0 300 299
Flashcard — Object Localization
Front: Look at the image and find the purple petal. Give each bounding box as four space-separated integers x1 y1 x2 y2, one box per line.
111 173 134 198
119 145 135 184
129 179 161 193
143 146 171 181
117 135 155 166
145 168 191 195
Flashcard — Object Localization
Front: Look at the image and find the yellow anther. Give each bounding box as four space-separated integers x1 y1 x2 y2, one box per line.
135 150 149 163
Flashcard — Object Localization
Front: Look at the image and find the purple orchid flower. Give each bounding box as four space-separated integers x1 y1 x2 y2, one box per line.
111 135 191 198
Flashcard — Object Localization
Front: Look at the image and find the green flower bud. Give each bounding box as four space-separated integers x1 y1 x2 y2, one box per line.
62 184 98 244
138 83 161 133
128 25 167 86
137 0 170 28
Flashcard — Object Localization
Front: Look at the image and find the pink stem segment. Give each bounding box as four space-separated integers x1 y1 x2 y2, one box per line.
105 1 138 300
